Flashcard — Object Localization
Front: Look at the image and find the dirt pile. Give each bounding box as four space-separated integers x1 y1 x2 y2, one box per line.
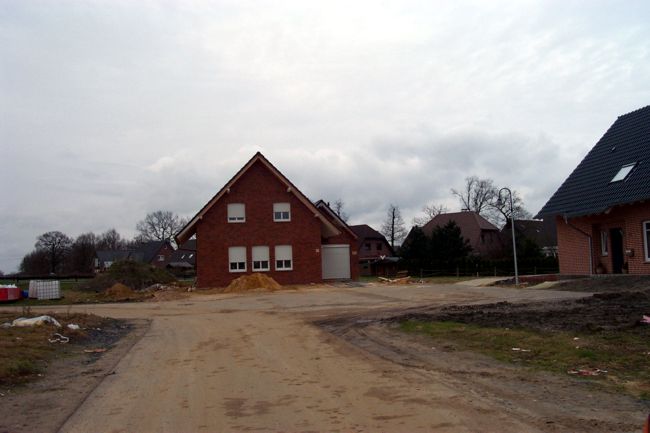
223 273 282 293
105 283 136 300
397 289 650 332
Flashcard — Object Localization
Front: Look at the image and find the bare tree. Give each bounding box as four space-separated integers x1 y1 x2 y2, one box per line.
136 210 188 243
489 190 532 226
380 204 407 248
35 231 73 274
332 199 349 222
97 229 126 250
451 176 496 214
20 249 50 275
412 203 448 226
68 232 98 273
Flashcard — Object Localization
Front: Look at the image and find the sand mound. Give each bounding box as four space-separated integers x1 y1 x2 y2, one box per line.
105 283 135 300
223 273 282 293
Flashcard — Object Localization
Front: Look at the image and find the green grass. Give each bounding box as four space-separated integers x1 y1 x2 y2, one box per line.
400 320 650 398
0 279 106 306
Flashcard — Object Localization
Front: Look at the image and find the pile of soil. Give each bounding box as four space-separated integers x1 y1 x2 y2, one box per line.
105 283 136 300
397 289 650 333
223 273 281 293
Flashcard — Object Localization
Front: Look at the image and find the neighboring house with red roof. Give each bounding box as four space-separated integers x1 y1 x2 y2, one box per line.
537 105 650 275
405 211 502 258
175 152 358 287
166 239 197 276
349 224 399 276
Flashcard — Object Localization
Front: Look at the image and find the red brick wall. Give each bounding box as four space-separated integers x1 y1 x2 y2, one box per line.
557 202 650 275
196 160 332 287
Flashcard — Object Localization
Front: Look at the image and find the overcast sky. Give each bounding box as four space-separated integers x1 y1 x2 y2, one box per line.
1 1 649 272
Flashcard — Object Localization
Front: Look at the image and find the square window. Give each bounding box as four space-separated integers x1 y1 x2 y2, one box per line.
228 246 246 272
275 245 293 271
273 203 291 222
227 203 246 223
158 255 165 261
252 246 270 271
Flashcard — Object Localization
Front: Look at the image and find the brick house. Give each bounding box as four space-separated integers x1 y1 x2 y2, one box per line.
406 211 502 258
348 224 399 277
537 105 650 275
94 240 174 272
175 152 359 287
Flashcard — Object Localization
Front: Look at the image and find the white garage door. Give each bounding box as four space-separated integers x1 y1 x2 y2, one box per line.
321 244 351 279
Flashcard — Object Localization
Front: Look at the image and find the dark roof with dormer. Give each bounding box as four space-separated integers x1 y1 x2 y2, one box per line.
536 105 650 218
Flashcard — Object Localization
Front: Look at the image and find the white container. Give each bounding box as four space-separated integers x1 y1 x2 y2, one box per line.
29 280 62 300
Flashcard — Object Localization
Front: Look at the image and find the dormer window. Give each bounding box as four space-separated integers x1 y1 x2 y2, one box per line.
273 203 291 222
610 163 636 183
227 203 246 223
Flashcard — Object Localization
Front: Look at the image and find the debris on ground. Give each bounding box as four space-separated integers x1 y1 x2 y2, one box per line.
641 315 650 324
567 368 608 376
11 316 62 328
511 347 531 352
378 276 411 285
223 273 281 293
83 348 107 353
67 324 80 330
48 333 70 344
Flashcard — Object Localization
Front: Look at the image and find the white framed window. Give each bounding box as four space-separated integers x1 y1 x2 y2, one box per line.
600 231 608 256
275 245 293 271
227 203 246 223
252 246 270 271
158 255 165 261
273 203 291 222
610 163 636 183
228 246 247 272
644 221 650 262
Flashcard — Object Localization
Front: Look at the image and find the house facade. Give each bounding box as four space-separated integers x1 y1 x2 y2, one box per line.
94 240 174 272
537 105 650 275
175 153 358 287
414 211 502 258
349 224 398 276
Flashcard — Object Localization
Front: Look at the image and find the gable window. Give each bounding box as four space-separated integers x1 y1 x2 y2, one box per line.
275 245 293 271
273 203 291 222
158 255 165 262
252 246 270 271
228 246 247 272
643 221 650 262
227 203 246 223
600 231 608 256
364 243 371 250
610 163 636 183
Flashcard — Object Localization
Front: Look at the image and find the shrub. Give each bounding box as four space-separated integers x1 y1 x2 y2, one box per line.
82 260 176 291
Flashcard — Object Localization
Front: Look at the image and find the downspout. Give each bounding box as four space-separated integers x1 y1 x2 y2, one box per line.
563 214 593 276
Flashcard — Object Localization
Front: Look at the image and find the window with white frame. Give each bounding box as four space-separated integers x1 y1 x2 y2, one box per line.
252 246 270 271
158 255 165 261
273 203 291 222
644 221 650 262
275 245 293 271
227 203 246 223
228 246 247 272
600 231 608 256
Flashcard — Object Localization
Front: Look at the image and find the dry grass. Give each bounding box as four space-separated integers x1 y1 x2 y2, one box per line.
0 310 109 385
400 320 650 399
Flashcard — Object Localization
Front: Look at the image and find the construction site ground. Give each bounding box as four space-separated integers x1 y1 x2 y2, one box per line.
1 281 648 433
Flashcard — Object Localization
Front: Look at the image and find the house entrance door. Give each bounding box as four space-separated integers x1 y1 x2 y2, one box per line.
610 228 624 274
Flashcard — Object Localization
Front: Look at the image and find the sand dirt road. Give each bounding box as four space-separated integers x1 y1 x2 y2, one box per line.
16 283 646 432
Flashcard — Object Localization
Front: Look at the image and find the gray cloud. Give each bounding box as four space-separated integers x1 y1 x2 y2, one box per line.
1 0 650 271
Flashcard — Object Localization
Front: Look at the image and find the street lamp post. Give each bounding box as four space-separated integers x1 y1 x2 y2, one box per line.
498 187 519 286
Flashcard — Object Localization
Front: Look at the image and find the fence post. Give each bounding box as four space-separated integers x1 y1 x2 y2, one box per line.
456 266 459 278
494 267 496 277
534 266 537 275
420 269 423 279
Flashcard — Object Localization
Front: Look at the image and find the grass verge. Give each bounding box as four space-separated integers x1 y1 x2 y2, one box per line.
400 319 650 399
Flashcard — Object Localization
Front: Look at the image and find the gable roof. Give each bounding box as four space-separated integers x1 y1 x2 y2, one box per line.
175 152 340 244
537 105 650 218
501 219 557 248
314 200 358 239
96 250 131 263
133 240 171 263
349 224 386 240
421 211 498 236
